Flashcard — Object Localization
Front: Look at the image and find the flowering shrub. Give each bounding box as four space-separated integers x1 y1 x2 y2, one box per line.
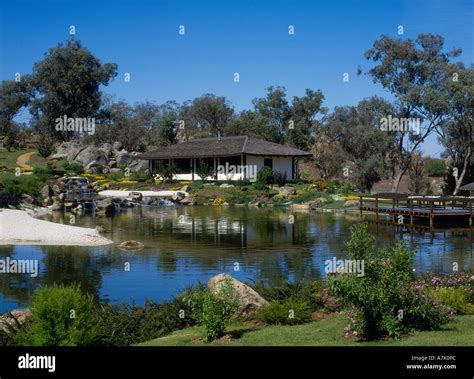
213 197 225 205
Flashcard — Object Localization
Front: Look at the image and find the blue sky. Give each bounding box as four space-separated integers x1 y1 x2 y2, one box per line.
1 0 472 156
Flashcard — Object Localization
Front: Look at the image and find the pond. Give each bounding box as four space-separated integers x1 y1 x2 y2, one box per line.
1 206 473 313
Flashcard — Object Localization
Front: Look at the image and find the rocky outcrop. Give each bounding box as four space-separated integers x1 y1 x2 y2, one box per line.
54 142 149 174
0 309 31 335
279 186 296 199
118 240 144 250
208 273 268 319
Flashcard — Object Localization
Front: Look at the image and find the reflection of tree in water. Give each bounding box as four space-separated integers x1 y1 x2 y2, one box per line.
0 245 41 308
39 245 116 301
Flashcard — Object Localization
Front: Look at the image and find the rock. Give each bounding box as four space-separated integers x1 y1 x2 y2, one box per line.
20 194 35 204
129 191 143 201
95 225 109 233
50 201 63 211
108 160 118 168
180 185 190 192
52 184 61 195
96 198 116 216
115 150 132 166
58 193 65 201
40 185 53 198
102 167 110 175
208 274 268 319
279 186 296 198
0 309 31 334
118 240 144 250
248 201 262 207
112 141 122 151
344 200 359 207
220 183 234 188
331 194 343 201
64 202 74 210
172 191 186 201
307 198 327 209
180 196 196 205
109 168 122 174
74 145 108 168
54 141 84 162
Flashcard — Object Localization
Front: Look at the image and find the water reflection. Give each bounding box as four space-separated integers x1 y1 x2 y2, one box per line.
0 207 472 312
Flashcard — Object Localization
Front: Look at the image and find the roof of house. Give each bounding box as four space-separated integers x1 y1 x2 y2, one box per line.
459 182 474 191
137 136 313 160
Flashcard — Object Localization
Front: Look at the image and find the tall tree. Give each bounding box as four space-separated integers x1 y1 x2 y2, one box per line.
251 86 290 143
437 63 473 195
29 39 117 140
364 34 461 192
288 88 326 150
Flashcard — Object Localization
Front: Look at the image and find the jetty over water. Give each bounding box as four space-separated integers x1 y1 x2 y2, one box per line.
359 193 474 229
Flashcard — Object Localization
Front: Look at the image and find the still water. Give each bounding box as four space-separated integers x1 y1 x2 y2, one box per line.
1 206 473 312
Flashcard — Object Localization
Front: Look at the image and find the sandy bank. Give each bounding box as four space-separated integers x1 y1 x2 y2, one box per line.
0 209 113 246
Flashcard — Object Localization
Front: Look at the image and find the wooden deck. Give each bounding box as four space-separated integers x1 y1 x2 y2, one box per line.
359 194 474 229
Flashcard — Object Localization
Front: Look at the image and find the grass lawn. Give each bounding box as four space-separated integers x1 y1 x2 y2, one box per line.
138 313 474 347
0 148 33 169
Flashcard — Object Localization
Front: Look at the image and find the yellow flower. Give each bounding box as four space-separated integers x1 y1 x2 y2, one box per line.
213 197 225 205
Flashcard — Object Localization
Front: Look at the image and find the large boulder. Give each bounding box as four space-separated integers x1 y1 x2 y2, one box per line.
51 141 84 161
0 309 31 335
180 196 196 205
74 146 108 168
172 191 186 202
208 273 268 319
279 186 296 199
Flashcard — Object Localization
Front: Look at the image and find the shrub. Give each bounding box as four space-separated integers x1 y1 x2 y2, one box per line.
184 280 238 341
196 159 215 181
328 224 449 339
255 298 312 325
254 166 273 190
35 135 55 158
251 280 325 312
108 170 125 181
14 284 96 346
157 163 177 182
63 161 85 175
0 174 45 197
425 158 446 177
426 288 474 315
273 170 287 187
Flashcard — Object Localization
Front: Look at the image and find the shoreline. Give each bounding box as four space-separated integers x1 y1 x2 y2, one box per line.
0 209 113 246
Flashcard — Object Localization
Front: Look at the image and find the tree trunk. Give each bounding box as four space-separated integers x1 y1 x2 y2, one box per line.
453 146 472 195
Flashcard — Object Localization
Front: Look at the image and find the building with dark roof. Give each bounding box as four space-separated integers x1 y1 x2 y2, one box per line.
138 135 312 181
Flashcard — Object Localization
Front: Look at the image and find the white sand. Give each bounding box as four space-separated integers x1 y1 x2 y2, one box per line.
98 190 188 198
0 209 113 246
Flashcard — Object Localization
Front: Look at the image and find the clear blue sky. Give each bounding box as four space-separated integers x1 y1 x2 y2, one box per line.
1 0 472 156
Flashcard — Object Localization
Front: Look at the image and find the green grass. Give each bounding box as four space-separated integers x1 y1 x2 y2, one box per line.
137 313 474 346
0 148 32 169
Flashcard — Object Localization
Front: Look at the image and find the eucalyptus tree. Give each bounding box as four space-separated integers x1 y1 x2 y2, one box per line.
364 34 461 192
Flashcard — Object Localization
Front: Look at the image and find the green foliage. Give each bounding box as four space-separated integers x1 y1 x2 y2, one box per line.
329 224 449 339
424 158 446 177
251 280 325 312
255 299 312 325
108 170 125 181
93 287 198 346
63 161 84 175
0 173 45 197
273 170 287 187
184 280 239 341
426 288 474 315
254 166 274 190
157 162 177 182
196 159 215 181
14 284 96 346
35 134 54 158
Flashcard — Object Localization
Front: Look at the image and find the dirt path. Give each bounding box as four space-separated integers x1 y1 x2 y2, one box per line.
16 151 35 173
